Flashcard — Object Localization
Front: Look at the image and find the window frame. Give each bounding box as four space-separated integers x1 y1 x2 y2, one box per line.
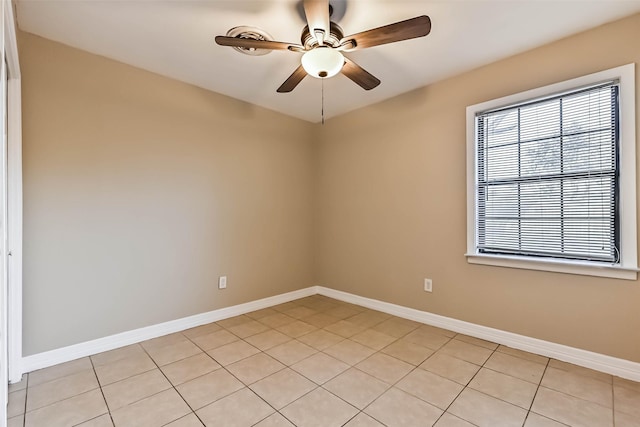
466 64 637 280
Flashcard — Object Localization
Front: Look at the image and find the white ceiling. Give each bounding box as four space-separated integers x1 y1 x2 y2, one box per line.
15 0 640 123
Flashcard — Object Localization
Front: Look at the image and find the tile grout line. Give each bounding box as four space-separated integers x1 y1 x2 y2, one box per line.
520 356 551 427
338 330 458 427
358 357 446 425
216 309 352 427
322 319 486 426
265 299 367 427
356 326 488 425
150 322 287 424
138 334 210 427
320 325 402 426
21 373 28 427
122 334 244 425
531 365 618 426
20 366 103 422
431 336 498 427
423 336 464 425
244 320 351 426
67 357 112 427
182 323 313 426
252 306 390 426
87 353 116 427
461 340 564 422
90 340 199 420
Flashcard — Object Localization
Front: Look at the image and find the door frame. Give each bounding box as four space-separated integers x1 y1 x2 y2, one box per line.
5 0 22 385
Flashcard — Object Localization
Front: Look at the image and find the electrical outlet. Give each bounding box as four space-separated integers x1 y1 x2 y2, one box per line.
424 278 433 292
218 276 227 289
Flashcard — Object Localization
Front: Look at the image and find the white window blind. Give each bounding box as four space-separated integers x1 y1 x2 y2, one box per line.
475 82 619 263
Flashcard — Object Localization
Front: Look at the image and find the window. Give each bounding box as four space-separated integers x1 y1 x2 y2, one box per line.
466 64 637 280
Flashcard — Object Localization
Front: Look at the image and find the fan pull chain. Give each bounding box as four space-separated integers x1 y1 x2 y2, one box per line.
321 78 325 125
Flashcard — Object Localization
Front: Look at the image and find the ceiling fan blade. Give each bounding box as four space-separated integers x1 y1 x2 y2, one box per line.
340 15 431 51
277 65 308 93
303 0 330 44
341 58 381 90
215 36 304 52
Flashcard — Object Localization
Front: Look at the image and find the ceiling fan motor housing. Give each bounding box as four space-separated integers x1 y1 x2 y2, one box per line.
301 21 344 49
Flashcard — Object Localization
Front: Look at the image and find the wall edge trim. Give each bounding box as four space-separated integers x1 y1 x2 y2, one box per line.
316 286 640 381
22 285 640 381
21 286 319 374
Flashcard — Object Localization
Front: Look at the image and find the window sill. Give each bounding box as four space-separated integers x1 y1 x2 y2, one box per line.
465 253 638 280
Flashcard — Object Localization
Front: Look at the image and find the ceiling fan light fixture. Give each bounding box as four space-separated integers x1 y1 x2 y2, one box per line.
301 47 344 79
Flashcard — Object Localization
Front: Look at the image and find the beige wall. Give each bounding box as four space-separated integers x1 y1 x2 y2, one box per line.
20 13 640 363
316 13 640 362
20 32 316 355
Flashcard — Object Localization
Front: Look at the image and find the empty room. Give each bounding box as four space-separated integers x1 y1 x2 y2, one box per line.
1 0 640 426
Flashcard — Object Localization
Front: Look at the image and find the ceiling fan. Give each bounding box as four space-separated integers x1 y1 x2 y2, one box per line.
215 0 431 93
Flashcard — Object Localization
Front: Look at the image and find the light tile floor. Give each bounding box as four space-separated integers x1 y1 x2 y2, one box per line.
7 295 640 427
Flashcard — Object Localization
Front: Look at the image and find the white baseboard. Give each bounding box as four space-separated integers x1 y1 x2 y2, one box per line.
21 285 640 382
21 287 317 374
316 286 640 382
